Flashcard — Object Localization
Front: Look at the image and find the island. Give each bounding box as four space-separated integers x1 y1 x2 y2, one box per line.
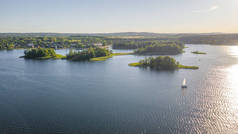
22 48 65 59
66 47 131 61
191 51 207 54
129 56 199 70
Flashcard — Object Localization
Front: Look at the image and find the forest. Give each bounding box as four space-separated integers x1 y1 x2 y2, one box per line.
134 43 184 55
23 48 61 59
66 47 111 61
110 38 182 49
139 56 179 70
129 56 199 70
1 33 238 51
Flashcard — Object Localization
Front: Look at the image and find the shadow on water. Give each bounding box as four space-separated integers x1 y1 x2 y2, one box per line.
136 66 177 74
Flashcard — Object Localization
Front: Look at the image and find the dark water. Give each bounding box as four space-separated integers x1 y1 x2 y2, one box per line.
0 45 238 134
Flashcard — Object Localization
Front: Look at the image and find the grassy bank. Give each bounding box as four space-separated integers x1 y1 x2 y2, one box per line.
128 62 141 67
22 54 66 60
90 53 132 61
129 62 199 70
177 64 199 69
38 54 66 60
191 51 207 54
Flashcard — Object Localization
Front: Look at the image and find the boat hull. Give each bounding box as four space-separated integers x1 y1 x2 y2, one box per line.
181 85 187 88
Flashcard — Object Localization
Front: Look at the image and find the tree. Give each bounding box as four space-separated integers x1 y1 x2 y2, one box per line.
139 56 179 70
24 48 56 58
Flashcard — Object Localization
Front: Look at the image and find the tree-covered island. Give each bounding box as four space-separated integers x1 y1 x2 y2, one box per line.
129 56 199 70
66 47 111 61
66 47 132 61
23 48 65 59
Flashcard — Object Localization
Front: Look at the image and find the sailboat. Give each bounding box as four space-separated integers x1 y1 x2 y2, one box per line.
181 78 187 88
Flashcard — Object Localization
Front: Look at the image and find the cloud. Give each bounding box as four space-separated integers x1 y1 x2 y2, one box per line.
193 5 219 13
208 5 219 11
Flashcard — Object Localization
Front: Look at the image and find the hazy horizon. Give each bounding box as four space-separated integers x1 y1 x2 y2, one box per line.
0 32 237 34
0 0 237 33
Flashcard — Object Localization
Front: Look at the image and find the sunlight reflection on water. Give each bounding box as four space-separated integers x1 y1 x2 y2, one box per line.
226 46 238 57
224 64 238 116
203 46 238 133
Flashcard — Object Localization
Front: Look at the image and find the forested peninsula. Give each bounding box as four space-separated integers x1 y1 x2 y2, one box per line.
134 43 184 55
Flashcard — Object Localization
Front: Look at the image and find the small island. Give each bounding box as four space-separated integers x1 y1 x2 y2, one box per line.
66 47 131 61
66 47 111 61
22 48 65 59
191 51 207 54
134 43 184 55
129 56 199 70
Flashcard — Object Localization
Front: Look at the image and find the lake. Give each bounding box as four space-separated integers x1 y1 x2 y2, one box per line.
0 45 238 134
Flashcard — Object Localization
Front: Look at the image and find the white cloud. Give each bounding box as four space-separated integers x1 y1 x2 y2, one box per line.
208 5 219 11
193 5 219 13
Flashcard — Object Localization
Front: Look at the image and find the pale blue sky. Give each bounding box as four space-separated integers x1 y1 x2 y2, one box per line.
0 0 237 33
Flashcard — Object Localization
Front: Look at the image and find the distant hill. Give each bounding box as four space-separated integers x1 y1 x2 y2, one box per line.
178 34 238 45
0 32 228 37
0 32 238 45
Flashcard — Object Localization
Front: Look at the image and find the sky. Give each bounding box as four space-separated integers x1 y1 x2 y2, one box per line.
0 0 237 33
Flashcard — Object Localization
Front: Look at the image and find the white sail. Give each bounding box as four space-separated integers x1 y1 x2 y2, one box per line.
182 78 186 86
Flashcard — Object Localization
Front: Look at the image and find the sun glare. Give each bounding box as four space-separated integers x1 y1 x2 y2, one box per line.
226 46 238 57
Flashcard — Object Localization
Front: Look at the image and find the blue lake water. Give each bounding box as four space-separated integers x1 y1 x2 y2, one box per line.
0 45 238 133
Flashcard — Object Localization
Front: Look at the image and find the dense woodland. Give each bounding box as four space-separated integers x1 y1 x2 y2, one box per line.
1 33 238 51
134 43 184 55
106 33 238 45
139 56 179 70
129 56 199 70
178 34 238 45
111 39 182 49
109 34 238 47
66 47 111 61
24 48 57 59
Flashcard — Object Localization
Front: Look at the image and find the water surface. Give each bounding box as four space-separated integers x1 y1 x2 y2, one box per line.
0 45 238 133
